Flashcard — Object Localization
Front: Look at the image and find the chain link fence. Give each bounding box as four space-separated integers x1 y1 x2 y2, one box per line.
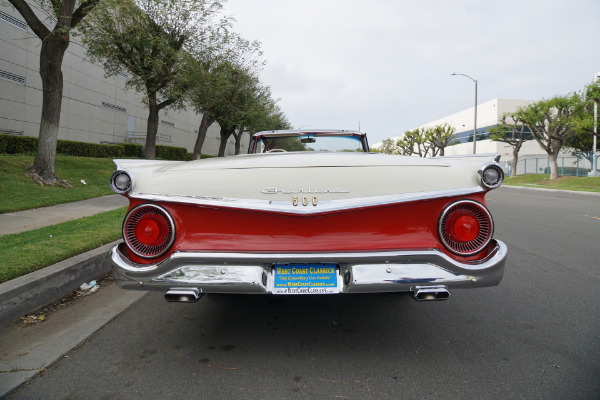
503 153 600 177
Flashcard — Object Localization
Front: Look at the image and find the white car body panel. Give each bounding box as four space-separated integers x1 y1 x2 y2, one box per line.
114 153 498 210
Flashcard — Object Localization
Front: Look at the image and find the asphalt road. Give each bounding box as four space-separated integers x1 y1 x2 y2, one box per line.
7 187 600 400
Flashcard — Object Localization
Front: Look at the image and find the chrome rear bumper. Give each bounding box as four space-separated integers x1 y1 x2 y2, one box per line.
109 240 507 295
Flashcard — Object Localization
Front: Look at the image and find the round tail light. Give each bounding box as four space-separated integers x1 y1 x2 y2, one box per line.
124 204 175 258
438 200 493 255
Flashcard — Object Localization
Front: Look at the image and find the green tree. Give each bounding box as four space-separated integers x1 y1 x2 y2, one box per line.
425 124 456 156
397 128 433 157
82 0 225 159
188 35 264 158
213 67 262 156
489 113 528 177
373 138 398 154
249 102 291 133
518 94 585 179
8 0 102 185
230 85 270 155
567 80 600 151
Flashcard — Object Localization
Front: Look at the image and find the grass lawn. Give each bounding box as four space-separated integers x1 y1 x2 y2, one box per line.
503 174 600 192
0 154 116 213
0 207 127 283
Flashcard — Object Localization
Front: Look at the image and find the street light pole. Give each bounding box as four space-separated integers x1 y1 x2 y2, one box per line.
593 72 599 177
451 73 478 154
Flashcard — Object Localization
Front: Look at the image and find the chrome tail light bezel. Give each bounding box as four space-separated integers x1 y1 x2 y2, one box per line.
478 162 504 190
438 200 494 256
123 204 175 259
110 170 135 195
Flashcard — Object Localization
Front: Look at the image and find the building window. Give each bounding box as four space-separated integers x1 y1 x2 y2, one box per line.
0 70 26 85
0 10 27 31
0 128 24 135
160 120 175 127
101 102 126 113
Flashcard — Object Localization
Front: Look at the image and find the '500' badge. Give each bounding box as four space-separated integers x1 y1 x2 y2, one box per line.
293 196 318 206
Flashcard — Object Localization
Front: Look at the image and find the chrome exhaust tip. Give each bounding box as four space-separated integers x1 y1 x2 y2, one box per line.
164 288 203 303
412 285 450 301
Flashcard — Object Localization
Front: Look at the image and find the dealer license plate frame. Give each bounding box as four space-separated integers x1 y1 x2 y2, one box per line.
272 263 340 295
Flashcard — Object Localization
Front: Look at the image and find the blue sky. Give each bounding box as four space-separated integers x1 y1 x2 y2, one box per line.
223 0 600 143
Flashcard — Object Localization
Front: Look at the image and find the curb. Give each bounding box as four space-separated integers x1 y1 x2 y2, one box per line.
501 185 600 197
0 240 120 326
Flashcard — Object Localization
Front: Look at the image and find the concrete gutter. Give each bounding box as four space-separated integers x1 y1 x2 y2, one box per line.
502 185 600 196
0 241 121 326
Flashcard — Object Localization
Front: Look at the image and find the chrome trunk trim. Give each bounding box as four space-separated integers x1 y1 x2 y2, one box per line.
127 187 485 214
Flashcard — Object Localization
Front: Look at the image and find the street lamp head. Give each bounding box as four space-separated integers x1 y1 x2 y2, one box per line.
451 72 476 82
450 72 478 154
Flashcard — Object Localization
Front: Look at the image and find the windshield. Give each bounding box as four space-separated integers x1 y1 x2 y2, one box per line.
252 134 365 153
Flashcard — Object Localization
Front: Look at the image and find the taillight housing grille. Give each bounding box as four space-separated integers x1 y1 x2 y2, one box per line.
124 204 175 258
438 200 493 256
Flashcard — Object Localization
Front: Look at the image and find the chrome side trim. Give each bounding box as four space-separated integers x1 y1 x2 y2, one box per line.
431 153 501 162
128 187 485 214
110 240 507 294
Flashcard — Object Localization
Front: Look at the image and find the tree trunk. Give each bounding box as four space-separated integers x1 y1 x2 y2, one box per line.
30 33 70 185
218 126 232 157
233 125 245 155
193 113 215 160
511 143 522 177
548 152 559 180
234 136 241 155
145 93 159 159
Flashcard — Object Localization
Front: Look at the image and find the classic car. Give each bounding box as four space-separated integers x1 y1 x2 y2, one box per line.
108 129 506 302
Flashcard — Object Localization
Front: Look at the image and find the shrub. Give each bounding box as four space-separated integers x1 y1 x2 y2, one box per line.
57 140 124 158
122 143 143 158
0 134 37 154
0 133 208 161
155 144 189 160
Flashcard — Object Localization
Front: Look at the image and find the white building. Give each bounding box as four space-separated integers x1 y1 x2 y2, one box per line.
0 2 248 156
377 98 549 160
417 98 543 158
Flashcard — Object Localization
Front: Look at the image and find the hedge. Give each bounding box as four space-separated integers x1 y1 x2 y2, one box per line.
0 133 205 161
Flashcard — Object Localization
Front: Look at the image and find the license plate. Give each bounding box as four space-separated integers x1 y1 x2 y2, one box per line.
272 263 339 294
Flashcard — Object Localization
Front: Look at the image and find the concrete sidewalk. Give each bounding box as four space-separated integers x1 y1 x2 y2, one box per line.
0 195 129 236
